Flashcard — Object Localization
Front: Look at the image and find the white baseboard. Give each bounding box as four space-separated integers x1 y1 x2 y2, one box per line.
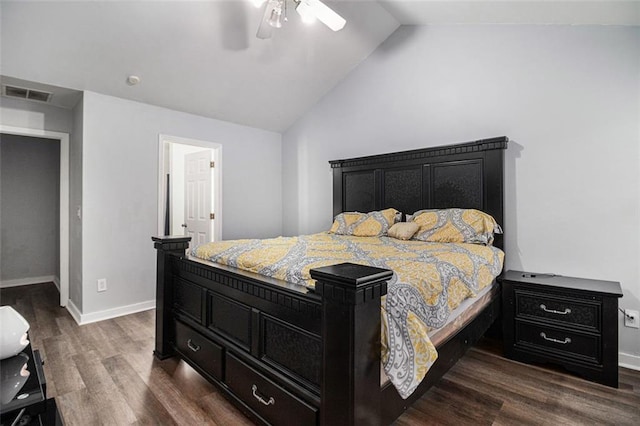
66 299 83 325
66 299 156 326
619 352 640 371
0 276 57 288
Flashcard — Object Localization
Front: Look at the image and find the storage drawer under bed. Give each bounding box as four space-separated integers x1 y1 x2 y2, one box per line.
225 352 318 426
174 320 224 381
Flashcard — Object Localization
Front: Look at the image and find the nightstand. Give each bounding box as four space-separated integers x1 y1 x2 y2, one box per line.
500 270 623 388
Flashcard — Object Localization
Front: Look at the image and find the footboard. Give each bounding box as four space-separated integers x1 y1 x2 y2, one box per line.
152 236 391 426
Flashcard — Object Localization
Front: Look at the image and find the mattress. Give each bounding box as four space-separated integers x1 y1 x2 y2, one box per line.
192 233 504 398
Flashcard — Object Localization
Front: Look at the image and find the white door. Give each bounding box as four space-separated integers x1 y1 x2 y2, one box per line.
184 150 214 248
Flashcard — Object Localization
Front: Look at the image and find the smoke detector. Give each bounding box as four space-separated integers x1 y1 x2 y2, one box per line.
2 84 52 103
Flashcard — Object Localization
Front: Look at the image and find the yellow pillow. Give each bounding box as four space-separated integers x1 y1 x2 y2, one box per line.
411 208 501 245
329 213 361 233
387 222 420 240
329 208 399 237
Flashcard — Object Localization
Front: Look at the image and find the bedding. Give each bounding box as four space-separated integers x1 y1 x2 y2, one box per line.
380 282 500 386
328 208 398 236
192 233 504 398
410 208 502 245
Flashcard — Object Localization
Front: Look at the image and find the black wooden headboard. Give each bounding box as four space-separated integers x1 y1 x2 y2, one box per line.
329 136 508 249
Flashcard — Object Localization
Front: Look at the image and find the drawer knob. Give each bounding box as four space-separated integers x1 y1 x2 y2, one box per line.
252 384 275 406
540 332 571 345
187 339 201 352
540 304 571 315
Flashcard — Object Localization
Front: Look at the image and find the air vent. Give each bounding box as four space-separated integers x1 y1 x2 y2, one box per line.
2 84 52 103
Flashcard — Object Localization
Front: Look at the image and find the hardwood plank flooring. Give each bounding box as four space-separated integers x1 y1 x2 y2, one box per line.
1 282 638 425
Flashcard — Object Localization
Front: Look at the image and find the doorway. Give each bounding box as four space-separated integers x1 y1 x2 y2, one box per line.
157 135 221 246
0 125 70 307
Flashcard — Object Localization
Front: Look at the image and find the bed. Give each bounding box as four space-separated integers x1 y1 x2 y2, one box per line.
152 136 508 425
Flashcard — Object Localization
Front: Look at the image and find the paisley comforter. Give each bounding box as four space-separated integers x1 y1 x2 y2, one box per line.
192 233 504 398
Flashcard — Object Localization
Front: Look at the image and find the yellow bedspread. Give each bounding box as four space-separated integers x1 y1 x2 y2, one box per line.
193 233 504 398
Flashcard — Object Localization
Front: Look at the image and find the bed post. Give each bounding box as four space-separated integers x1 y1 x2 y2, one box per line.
310 263 392 426
151 236 191 359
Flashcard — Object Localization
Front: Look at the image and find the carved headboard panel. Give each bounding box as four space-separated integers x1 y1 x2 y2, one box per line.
329 136 508 249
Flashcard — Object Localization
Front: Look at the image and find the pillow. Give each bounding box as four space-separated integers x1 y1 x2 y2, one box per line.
410 208 502 245
387 222 420 241
329 208 399 237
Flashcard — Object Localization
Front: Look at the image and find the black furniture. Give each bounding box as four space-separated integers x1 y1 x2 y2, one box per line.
153 136 508 425
501 270 623 387
0 339 62 425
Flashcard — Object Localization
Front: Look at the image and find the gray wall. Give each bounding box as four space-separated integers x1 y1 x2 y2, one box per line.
282 25 640 357
80 91 282 316
1 134 60 281
69 95 83 310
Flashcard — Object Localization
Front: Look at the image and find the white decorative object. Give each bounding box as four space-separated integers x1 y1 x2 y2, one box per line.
0 306 30 360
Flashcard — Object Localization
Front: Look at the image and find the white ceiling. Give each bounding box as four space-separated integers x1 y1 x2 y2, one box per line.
380 0 640 26
1 1 638 132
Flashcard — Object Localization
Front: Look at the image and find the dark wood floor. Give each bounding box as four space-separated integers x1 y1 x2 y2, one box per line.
2 283 639 425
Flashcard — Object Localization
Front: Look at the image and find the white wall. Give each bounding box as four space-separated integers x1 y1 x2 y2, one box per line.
0 96 73 133
282 25 640 359
81 91 282 317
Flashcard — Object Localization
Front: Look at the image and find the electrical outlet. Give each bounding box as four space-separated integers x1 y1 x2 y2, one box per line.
97 278 107 293
624 309 639 328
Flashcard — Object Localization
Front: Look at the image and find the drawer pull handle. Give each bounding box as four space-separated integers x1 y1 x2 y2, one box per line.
187 339 201 352
252 384 275 406
540 332 571 345
540 304 571 315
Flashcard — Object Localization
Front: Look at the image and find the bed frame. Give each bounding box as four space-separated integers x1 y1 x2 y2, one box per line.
152 136 508 425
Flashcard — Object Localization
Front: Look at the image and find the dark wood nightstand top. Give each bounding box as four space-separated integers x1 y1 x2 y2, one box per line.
501 270 623 297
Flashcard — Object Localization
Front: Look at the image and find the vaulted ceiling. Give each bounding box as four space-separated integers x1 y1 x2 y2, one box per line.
2 1 638 132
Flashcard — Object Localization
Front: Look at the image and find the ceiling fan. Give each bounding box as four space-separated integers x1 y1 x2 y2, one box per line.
252 0 346 39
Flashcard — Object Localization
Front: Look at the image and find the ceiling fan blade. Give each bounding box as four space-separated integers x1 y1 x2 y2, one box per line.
308 0 345 31
256 20 273 39
256 0 277 39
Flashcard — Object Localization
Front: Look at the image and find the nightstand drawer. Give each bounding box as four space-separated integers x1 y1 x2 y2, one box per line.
515 320 601 364
515 290 600 332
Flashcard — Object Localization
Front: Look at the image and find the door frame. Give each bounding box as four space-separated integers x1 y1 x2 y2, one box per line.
157 134 222 240
0 125 70 307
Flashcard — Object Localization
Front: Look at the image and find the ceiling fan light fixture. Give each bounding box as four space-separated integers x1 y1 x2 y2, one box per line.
268 6 284 28
255 0 344 39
